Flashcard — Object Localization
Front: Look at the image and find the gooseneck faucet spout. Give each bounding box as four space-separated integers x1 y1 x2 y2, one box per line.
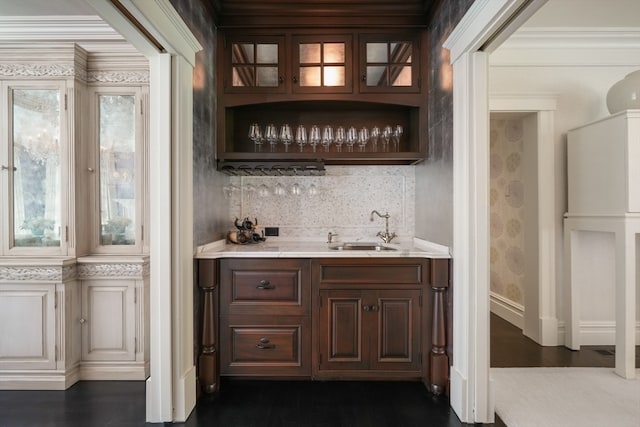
370 210 397 243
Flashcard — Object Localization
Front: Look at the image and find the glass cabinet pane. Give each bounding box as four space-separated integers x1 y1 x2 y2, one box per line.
11 89 61 248
364 41 413 87
298 41 346 88
99 95 136 246
231 42 279 88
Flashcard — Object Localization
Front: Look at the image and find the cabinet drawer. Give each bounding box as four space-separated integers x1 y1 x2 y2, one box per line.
221 316 310 376
313 258 427 288
220 258 310 315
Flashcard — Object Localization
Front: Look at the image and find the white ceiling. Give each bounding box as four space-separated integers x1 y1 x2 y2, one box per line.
524 0 640 28
0 0 96 16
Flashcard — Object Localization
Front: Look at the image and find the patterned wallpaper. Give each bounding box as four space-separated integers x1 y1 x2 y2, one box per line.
490 118 525 306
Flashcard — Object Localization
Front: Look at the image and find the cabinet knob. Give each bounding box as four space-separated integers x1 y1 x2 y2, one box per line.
256 337 275 350
361 74 367 82
292 76 298 84
363 305 370 312
87 167 95 172
278 76 284 84
371 305 379 312
256 279 275 290
79 318 86 324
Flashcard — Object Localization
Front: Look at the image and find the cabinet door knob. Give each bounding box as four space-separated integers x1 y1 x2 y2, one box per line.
363 305 370 312
256 337 275 350
361 74 367 82
256 279 275 290
292 76 298 84
79 318 86 324
278 76 284 84
371 305 379 312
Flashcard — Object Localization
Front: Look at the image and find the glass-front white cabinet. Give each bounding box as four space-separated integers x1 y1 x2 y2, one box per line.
0 81 69 255
89 86 147 254
0 43 150 389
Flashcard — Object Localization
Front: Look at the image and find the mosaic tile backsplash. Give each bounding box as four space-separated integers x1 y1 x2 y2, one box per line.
490 118 525 306
225 166 415 243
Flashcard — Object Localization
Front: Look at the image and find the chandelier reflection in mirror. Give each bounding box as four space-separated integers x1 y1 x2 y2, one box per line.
99 94 136 246
12 89 61 247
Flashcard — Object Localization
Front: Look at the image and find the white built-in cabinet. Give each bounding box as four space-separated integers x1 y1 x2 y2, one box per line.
0 43 150 389
77 257 149 380
564 110 639 379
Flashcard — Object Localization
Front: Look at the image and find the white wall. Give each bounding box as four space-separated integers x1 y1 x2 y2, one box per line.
489 27 640 343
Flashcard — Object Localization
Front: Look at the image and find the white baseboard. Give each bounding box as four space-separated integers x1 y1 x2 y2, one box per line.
490 292 524 329
575 321 640 346
79 363 149 381
172 365 197 422
0 367 79 390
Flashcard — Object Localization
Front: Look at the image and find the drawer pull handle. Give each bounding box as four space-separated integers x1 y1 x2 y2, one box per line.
256 279 275 290
256 337 275 350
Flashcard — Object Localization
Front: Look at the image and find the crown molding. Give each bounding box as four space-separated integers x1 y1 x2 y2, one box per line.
491 27 640 67
0 16 124 42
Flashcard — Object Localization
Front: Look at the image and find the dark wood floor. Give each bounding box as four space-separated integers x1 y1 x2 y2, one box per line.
3 314 634 427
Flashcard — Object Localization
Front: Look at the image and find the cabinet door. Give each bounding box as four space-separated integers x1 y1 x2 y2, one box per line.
0 283 56 370
224 36 285 94
359 34 420 93
81 280 135 361
318 289 366 371
369 290 421 372
1 81 69 255
292 35 352 94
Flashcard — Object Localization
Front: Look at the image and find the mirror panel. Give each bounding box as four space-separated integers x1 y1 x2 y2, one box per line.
11 89 61 248
98 95 136 246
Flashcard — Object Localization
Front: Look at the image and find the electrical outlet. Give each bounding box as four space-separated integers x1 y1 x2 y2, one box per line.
264 227 279 236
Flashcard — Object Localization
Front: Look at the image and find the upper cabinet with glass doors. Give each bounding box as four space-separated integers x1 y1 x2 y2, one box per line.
0 81 69 255
218 30 427 166
89 86 147 254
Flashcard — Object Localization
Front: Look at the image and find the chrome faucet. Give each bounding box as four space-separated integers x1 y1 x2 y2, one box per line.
327 231 338 243
370 210 397 243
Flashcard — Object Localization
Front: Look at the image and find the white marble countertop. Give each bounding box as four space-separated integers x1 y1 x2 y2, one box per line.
195 237 451 259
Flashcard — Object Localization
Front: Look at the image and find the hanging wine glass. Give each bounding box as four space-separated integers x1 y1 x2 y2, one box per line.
322 125 334 152
346 126 357 152
280 124 293 152
370 126 380 152
334 126 345 152
358 127 369 152
265 124 278 151
295 125 307 152
309 125 321 152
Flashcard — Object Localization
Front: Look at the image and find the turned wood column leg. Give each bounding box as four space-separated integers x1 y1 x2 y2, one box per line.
430 259 450 395
198 260 219 394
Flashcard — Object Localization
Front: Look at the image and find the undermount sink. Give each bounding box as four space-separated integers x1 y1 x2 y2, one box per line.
328 242 397 251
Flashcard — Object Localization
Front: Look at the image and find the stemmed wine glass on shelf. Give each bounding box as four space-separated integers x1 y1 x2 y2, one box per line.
322 125 334 152
334 126 345 152
358 127 369 152
370 126 380 152
382 125 393 152
309 125 321 152
265 124 278 151
295 125 307 152
280 124 292 152
392 125 403 152
249 123 263 151
346 126 357 152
